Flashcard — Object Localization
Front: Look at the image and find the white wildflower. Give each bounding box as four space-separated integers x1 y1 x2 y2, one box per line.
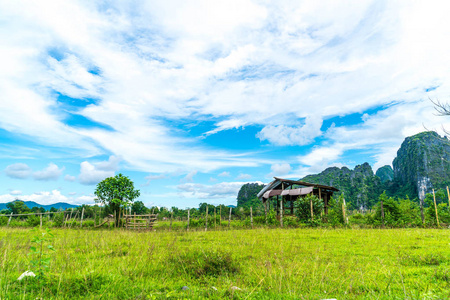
17 271 36 281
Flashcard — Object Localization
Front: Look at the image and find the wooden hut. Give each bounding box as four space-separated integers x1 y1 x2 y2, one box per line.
257 177 339 219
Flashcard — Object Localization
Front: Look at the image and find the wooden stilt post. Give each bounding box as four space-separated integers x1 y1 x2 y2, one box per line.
290 199 294 215
433 189 440 227
318 188 323 216
250 206 253 229
205 205 208 231
228 207 232 228
264 200 268 225
280 196 284 227
187 209 190 231
7 212 12 227
80 207 85 228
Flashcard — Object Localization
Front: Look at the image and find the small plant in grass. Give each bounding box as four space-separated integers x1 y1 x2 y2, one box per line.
171 249 239 278
28 227 55 282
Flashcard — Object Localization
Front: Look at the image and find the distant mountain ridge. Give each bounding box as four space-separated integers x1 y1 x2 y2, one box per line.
236 131 450 209
0 200 79 211
301 162 383 209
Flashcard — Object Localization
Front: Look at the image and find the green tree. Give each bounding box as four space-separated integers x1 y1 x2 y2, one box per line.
94 173 140 226
131 201 149 215
6 200 31 214
374 192 400 227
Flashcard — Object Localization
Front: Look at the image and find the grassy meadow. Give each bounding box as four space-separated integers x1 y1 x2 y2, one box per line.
1 227 450 299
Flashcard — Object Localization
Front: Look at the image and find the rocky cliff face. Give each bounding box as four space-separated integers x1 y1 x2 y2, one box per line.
237 131 450 209
376 165 394 183
237 183 264 207
392 131 450 200
302 162 383 210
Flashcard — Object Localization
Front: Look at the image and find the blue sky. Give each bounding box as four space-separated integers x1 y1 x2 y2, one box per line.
1 0 450 208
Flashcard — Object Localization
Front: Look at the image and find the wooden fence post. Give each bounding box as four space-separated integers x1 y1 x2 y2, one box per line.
80 207 85 228
250 206 253 229
187 209 190 231
433 189 440 227
7 212 12 226
228 207 232 228
68 209 74 227
64 213 69 228
447 186 450 208
205 206 208 231
342 198 347 225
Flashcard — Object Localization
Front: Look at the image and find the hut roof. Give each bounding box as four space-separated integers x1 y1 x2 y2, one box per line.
257 177 339 200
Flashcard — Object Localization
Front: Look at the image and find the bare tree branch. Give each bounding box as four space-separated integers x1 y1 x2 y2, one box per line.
430 98 450 116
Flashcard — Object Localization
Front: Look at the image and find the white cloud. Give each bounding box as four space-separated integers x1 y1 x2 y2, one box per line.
143 174 166 186
218 171 230 177
78 156 119 185
177 181 263 200
1 1 450 176
4 163 32 179
182 170 197 183
64 174 76 182
257 118 323 146
236 173 252 180
33 163 64 181
9 190 22 196
269 163 291 177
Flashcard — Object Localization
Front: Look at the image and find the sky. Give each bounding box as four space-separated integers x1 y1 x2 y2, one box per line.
1 0 450 208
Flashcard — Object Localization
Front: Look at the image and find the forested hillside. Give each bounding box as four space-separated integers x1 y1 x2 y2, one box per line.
237 131 450 210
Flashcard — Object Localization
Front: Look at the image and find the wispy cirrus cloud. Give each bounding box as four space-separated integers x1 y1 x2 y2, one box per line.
5 163 32 179
1 0 450 199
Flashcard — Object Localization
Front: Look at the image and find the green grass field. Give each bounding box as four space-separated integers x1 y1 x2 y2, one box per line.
1 227 450 299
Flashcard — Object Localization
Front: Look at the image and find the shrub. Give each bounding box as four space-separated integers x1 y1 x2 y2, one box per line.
52 213 65 227
327 195 346 226
170 249 239 278
267 209 278 226
294 194 323 224
26 215 42 227
283 216 297 227
0 216 8 226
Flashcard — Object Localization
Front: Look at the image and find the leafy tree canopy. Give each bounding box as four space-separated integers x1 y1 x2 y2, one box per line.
94 173 140 225
94 173 140 207
131 201 149 215
6 200 30 214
